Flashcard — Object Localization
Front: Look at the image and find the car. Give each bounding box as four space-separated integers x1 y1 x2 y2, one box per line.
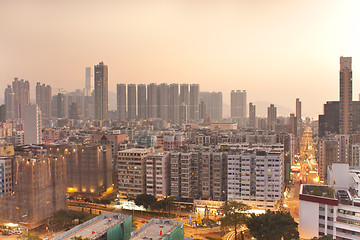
2 231 12 236
13 230 22 235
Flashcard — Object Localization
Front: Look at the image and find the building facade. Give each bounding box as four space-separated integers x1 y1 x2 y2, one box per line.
94 61 109 121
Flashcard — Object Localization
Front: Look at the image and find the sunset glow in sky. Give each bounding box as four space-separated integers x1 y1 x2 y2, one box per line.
1 0 360 118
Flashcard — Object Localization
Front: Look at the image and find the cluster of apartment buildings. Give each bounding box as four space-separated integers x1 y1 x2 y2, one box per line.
117 142 285 210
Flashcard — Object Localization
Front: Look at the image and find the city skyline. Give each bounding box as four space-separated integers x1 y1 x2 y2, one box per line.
1 1 360 118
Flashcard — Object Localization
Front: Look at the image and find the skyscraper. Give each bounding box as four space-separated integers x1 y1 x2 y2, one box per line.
85 67 92 96
200 91 223 121
290 113 297 136
339 56 352 134
12 78 30 119
180 84 189 123
158 83 169 121
4 85 14 120
190 84 200 120
36 82 52 118
57 93 65 118
296 98 302 122
94 61 108 121
127 84 136 120
249 102 256 128
169 83 180 124
267 104 277 130
231 90 247 125
23 104 42 144
117 84 127 121
138 84 147 120
147 83 157 119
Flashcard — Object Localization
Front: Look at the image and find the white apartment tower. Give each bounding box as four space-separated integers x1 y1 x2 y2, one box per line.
227 150 284 210
23 104 42 145
117 148 150 198
146 152 170 198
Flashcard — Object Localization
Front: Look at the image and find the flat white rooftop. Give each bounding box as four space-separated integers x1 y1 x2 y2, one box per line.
120 148 150 153
52 214 130 240
130 219 183 240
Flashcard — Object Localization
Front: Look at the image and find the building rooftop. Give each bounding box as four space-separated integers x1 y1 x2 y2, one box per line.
51 214 130 240
130 219 183 240
301 184 335 199
120 148 150 153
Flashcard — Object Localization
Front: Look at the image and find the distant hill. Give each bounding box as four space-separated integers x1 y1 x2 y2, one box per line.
253 101 293 117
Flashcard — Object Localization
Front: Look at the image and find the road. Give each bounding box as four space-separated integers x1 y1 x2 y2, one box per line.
285 126 319 222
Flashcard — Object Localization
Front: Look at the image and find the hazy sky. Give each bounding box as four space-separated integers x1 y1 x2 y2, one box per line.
1 0 360 118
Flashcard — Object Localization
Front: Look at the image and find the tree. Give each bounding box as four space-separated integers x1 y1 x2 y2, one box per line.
17 234 42 240
246 210 299 240
219 201 250 240
72 237 91 240
134 194 157 209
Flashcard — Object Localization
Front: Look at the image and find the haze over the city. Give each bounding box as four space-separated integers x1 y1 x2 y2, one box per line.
1 0 360 118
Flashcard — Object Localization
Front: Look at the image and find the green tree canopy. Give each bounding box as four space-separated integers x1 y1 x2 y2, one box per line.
246 210 299 240
219 201 250 240
17 234 42 240
134 194 157 209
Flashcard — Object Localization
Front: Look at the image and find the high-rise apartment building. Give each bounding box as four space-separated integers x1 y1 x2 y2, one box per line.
117 148 150 199
231 90 247 125
66 89 85 118
180 84 190 105
296 98 302 122
339 57 352 134
0 105 5 123
23 104 42 144
94 61 108 120
137 84 147 120
227 150 284 210
249 102 256 128
147 83 157 119
57 93 65 118
179 84 189 124
146 152 170 198
267 104 277 130
117 84 127 121
0 146 14 196
127 84 136 120
290 113 297 136
85 67 92 96
157 83 169 121
0 146 66 229
170 151 227 201
10 78 30 119
36 82 52 118
47 145 112 195
190 84 200 120
200 92 223 121
169 83 180 124
4 85 15 120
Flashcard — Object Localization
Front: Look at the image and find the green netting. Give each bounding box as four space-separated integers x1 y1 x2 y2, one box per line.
106 215 132 240
168 226 184 240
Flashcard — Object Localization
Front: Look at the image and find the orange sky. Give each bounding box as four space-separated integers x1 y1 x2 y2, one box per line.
1 0 360 118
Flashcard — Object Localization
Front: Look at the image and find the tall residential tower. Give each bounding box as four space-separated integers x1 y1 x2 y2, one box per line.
339 57 352 134
94 61 108 121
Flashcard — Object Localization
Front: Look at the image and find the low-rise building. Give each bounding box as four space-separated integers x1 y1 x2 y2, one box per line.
130 218 184 240
299 163 360 239
52 214 132 240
